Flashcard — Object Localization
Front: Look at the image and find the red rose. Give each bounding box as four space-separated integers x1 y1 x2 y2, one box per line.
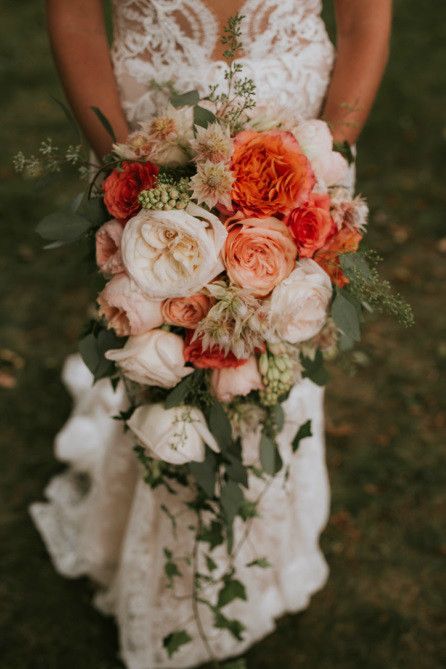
286 193 335 258
103 161 159 221
183 332 247 369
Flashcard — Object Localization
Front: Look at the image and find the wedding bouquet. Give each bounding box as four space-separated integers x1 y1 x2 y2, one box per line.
15 16 413 662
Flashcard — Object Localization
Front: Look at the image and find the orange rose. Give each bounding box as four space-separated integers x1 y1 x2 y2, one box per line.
223 216 297 297
286 194 335 258
315 227 362 287
230 130 315 217
183 332 247 369
103 160 158 221
162 293 214 329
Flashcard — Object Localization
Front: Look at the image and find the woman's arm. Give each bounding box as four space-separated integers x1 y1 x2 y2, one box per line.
323 0 392 144
46 0 129 159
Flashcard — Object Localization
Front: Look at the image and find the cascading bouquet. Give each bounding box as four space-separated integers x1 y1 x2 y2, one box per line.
15 15 413 665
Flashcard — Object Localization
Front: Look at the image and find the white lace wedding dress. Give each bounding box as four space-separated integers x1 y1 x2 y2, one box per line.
31 2 339 667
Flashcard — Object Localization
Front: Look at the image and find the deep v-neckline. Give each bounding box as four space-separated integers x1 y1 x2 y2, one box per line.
196 0 252 61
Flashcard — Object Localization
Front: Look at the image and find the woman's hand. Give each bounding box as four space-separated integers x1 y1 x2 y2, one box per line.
323 0 392 145
46 0 129 159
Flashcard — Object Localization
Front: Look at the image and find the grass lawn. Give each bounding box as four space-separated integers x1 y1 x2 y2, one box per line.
0 1 445 667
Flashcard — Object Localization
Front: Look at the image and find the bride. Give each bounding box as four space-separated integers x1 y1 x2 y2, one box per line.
32 1 391 667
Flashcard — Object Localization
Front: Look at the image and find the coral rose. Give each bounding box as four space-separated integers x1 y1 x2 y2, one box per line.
314 226 363 287
103 160 158 221
230 130 315 217
97 273 163 336
286 194 335 258
162 293 213 329
183 332 247 369
95 219 124 275
210 357 263 403
223 217 297 297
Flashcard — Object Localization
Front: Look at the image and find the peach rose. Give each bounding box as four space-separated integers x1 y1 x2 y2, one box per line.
97 273 163 336
230 130 315 217
314 226 363 288
96 219 124 275
162 293 213 329
210 357 264 403
286 194 335 258
223 217 297 297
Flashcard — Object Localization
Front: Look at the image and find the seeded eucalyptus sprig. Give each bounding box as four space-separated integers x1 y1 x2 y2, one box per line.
207 13 256 133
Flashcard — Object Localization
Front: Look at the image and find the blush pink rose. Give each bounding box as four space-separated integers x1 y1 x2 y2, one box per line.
96 220 125 275
210 357 264 403
162 293 213 328
98 273 163 336
223 217 297 297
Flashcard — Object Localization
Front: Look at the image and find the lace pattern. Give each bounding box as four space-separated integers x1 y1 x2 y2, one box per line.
111 0 335 124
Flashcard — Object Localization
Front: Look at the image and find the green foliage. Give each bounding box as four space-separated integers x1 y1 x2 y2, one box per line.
301 350 330 386
341 251 415 327
189 449 218 497
214 611 246 642
246 557 271 569
259 433 282 476
292 420 313 453
162 630 192 658
331 288 362 351
78 321 126 382
217 576 247 608
36 192 106 247
91 106 116 142
220 480 244 528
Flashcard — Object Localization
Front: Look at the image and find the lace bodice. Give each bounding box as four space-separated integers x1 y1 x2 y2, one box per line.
111 0 335 125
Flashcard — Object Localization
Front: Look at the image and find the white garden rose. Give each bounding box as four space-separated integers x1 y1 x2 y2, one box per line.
105 329 193 388
127 403 220 465
268 259 332 344
293 119 349 189
121 203 227 299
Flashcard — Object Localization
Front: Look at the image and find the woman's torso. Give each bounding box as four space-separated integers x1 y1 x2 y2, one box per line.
111 0 335 125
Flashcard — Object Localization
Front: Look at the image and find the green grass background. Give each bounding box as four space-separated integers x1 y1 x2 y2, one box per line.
0 1 445 667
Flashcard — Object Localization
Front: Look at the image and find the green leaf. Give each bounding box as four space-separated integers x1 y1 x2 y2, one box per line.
270 403 285 432
165 560 182 579
207 401 233 451
164 373 195 409
224 453 248 487
332 289 361 351
78 327 126 382
259 433 282 475
170 89 200 108
301 350 330 386
206 555 218 573
292 419 312 452
340 252 371 280
194 105 217 128
199 520 224 550
246 557 271 569
189 449 217 497
220 480 244 527
163 630 192 658
36 209 92 243
91 106 117 142
214 611 246 641
217 578 247 608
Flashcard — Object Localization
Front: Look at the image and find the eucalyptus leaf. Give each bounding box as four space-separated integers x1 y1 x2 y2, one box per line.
36 209 92 243
292 419 312 452
220 480 244 527
189 449 217 497
259 433 282 475
270 403 285 432
224 453 248 487
340 252 371 280
207 401 233 451
170 89 200 108
164 373 195 408
332 289 361 351
194 105 217 128
163 630 192 658
78 327 126 382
